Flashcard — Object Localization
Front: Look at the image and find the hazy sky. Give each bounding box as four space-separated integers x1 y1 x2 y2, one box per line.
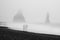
0 0 60 24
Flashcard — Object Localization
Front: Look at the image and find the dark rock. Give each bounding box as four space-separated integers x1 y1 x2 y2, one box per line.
0 26 60 40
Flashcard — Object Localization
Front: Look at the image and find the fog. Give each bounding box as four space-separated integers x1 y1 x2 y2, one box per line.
0 0 60 35
0 0 60 27
0 0 60 24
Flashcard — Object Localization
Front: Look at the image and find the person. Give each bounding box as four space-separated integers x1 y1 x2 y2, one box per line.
23 24 28 31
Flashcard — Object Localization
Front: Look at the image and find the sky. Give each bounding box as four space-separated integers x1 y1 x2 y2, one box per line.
0 0 60 35
0 0 60 24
